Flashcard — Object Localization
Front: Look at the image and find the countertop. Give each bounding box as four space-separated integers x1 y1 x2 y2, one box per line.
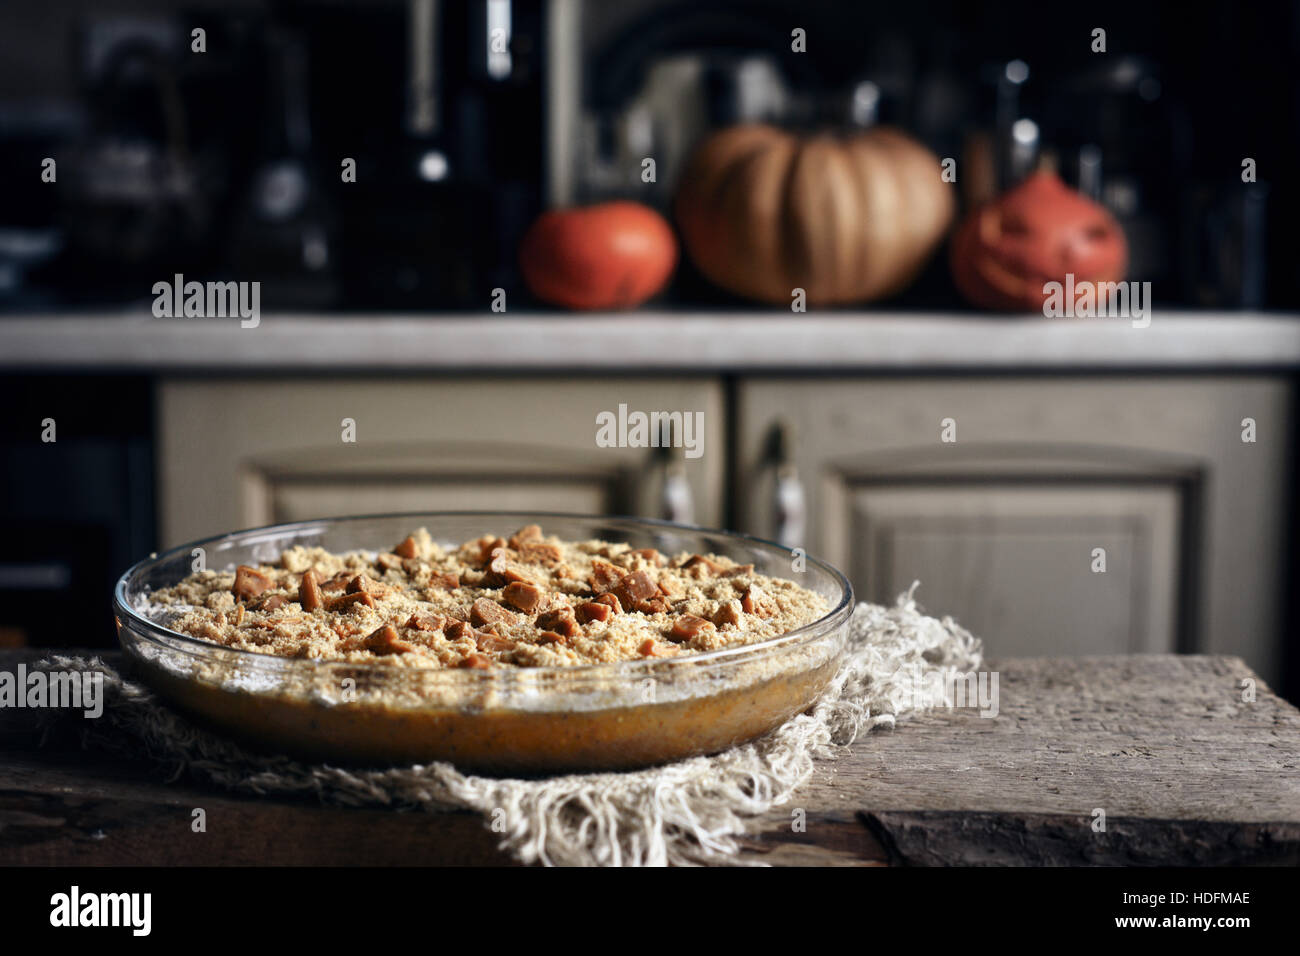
4 651 1297 866
3 310 1300 372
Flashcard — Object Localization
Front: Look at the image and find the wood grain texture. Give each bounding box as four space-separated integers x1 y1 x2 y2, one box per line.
2 652 1296 866
737 654 1300 865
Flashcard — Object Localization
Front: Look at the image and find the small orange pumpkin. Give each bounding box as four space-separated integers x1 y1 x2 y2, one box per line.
950 169 1128 312
519 201 677 310
675 124 955 305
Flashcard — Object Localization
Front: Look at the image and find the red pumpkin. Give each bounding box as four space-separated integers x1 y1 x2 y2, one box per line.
950 170 1128 312
519 201 678 310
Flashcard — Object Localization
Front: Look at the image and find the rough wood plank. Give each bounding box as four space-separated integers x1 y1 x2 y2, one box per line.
0 751 514 866
3 651 1297 866
738 654 1300 864
857 811 1300 866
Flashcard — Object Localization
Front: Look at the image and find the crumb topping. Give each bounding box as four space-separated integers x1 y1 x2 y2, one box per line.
147 525 830 668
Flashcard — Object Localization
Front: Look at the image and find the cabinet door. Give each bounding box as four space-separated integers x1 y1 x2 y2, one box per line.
737 377 1291 682
159 377 724 547
847 483 1179 657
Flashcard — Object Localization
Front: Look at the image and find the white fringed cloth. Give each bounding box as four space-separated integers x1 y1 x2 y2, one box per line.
35 586 982 866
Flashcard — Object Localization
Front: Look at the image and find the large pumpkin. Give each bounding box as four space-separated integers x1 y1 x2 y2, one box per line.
950 169 1128 312
675 124 955 305
519 201 677 310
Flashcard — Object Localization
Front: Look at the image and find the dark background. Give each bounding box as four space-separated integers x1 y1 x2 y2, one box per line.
0 0 1295 311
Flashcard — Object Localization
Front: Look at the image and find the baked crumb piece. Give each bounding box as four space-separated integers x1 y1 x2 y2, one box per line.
148 525 830 668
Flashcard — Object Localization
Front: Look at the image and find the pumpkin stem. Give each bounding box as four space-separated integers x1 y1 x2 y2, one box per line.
1037 150 1059 175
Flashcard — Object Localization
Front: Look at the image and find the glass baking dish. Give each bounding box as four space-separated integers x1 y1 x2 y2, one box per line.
113 512 854 774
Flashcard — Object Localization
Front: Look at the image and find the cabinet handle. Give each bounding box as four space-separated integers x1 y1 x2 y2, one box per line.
773 467 805 551
767 419 805 549
662 461 695 525
653 419 694 524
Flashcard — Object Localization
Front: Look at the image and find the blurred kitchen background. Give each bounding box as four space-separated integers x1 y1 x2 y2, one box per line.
1 0 1298 700
0 0 1296 309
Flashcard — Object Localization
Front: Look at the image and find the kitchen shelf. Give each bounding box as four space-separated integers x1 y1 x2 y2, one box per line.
2 310 1299 372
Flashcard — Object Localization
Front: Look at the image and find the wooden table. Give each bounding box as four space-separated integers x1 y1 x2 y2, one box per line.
2 651 1297 866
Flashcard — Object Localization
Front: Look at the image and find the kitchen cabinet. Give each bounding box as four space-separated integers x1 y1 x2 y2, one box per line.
158 377 725 547
156 371 1294 685
737 377 1292 680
